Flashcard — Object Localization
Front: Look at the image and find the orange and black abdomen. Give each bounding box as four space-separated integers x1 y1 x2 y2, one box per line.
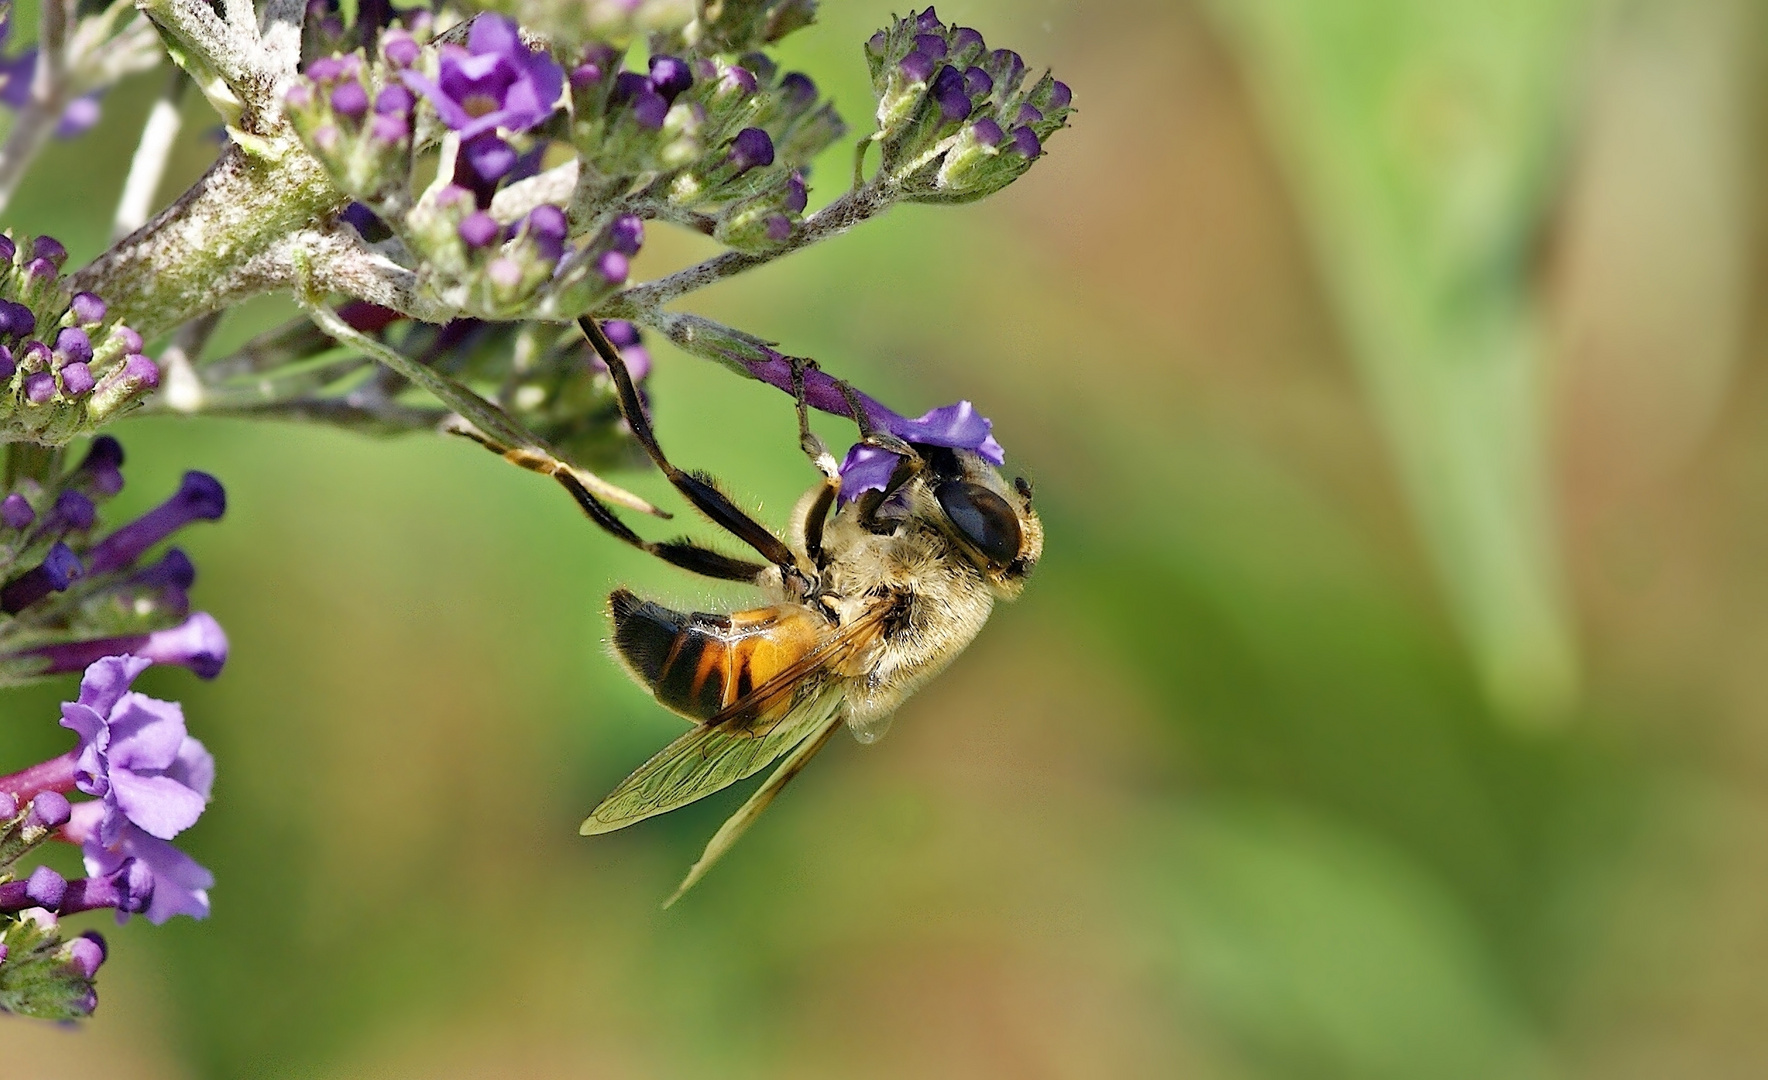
608 588 827 724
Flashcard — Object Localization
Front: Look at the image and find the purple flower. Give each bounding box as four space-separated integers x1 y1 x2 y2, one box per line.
54 93 102 137
60 361 93 395
2 491 34 529
727 349 1007 502
69 291 107 324
25 611 229 678
1009 126 1041 158
382 28 420 69
23 370 53 403
0 865 68 911
458 211 502 249
523 204 567 262
0 542 82 614
460 131 517 186
595 321 652 380
931 66 971 122
401 13 564 141
58 863 152 918
375 84 413 116
647 55 693 103
75 436 126 497
727 127 775 172
837 401 1005 501
84 471 225 575
84 822 211 924
60 654 214 847
606 213 643 256
330 79 369 119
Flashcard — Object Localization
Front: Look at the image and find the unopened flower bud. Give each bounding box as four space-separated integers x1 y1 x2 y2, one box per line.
68 292 105 325
1 492 31 529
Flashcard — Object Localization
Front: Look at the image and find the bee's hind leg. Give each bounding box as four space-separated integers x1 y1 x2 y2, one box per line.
579 317 810 588
451 426 770 583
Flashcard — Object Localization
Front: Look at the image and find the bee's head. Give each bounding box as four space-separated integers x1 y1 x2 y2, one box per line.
922 448 1043 599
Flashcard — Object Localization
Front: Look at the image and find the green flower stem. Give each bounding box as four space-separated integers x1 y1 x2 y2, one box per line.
302 298 666 518
598 180 899 317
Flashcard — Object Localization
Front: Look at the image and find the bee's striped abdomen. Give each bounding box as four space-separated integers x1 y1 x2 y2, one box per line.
608 588 826 724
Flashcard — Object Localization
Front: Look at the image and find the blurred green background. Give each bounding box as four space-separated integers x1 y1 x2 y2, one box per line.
8 0 1768 1075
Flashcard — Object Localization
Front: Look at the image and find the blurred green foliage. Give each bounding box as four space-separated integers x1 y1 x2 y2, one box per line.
4 0 1768 1076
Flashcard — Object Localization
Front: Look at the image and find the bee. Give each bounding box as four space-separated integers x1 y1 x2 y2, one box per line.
476 318 1041 903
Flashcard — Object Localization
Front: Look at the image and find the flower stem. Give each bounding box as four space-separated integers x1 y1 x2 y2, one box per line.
0 752 78 805
598 181 898 317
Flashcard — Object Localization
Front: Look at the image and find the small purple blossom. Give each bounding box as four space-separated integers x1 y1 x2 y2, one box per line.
330 79 369 119
69 291 107 324
899 51 936 85
54 93 102 137
931 66 971 122
597 250 630 284
23 370 54 404
0 543 81 616
647 55 693 103
727 127 775 173
375 84 413 116
75 436 126 497
606 214 643 256
523 204 567 262
32 235 66 267
401 13 564 141
59 362 93 396
56 864 152 918
382 28 420 68
60 655 215 847
458 211 502 249
0 865 68 912
21 611 229 679
1009 126 1041 158
2 492 33 529
461 132 517 186
84 822 211 924
55 327 93 364
84 471 225 575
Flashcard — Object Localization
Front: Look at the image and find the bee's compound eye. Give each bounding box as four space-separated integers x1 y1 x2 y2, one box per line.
935 481 1022 567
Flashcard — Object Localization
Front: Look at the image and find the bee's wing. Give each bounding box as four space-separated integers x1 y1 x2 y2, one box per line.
663 707 845 907
580 605 887 836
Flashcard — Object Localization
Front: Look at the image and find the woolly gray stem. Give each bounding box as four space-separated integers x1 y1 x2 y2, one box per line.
598 180 899 316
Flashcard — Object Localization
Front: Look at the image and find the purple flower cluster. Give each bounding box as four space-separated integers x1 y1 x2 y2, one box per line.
61 656 214 923
0 234 158 434
865 8 1071 200
0 438 228 679
0 655 215 928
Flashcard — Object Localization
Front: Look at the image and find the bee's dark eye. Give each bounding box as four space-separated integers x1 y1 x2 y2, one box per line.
935 481 1022 566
